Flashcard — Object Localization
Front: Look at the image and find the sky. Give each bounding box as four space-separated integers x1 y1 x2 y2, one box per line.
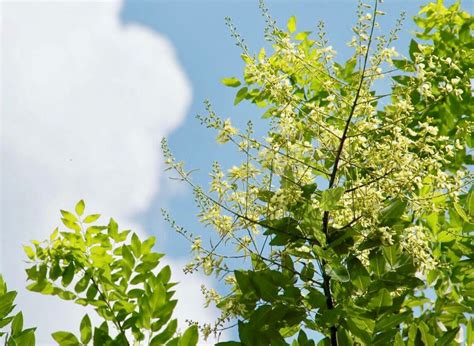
0 0 461 345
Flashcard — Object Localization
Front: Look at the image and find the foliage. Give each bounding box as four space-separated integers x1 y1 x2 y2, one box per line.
23 201 198 346
162 0 473 345
0 276 36 345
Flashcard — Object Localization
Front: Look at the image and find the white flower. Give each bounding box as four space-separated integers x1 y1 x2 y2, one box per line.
216 119 238 143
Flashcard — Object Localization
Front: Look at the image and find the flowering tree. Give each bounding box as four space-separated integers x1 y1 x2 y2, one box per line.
1 1 472 345
163 0 473 345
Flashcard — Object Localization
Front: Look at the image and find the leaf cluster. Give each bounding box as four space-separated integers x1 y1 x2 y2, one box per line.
23 201 198 346
0 276 36 345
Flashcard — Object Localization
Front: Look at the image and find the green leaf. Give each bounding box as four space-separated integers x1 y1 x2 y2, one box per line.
336 328 353 346
280 324 300 338
167 337 180 346
131 233 142 258
418 321 435 346
249 271 278 301
394 332 404 346
150 319 178 345
142 236 156 255
348 257 370 291
11 312 23 336
49 262 62 281
467 318 474 346
0 291 17 317
61 210 79 223
0 316 14 328
379 199 406 226
51 331 80 346
157 265 172 284
86 284 98 300
61 218 81 232
467 191 474 217
178 325 198 346
382 245 399 266
326 263 350 282
114 333 128 345
221 77 241 88
408 39 421 61
108 218 119 240
61 263 75 287
425 212 438 232
392 59 414 71
295 31 311 41
374 312 410 332
75 200 85 216
287 16 297 33
23 246 35 260
307 289 326 309
344 58 357 76
321 187 345 211
122 245 135 269
369 251 386 277
392 75 411 86
74 273 90 294
368 288 393 314
83 214 100 224
437 231 456 242
345 316 374 345
234 87 248 106
80 314 92 344
26 281 54 295
454 202 469 222
437 327 459 346
234 270 251 293
93 327 112 345
12 330 36 346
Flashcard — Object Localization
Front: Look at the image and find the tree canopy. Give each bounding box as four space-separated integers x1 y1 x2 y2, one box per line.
163 0 473 344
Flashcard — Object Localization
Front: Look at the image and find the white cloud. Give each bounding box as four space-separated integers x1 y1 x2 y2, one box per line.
1 1 223 344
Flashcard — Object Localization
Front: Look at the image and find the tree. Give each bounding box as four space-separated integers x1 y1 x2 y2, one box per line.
21 201 199 346
162 0 473 345
0 1 472 345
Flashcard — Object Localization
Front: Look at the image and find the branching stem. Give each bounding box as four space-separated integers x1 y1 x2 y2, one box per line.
319 1 378 345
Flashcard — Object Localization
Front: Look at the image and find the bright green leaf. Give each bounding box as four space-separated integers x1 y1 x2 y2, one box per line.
75 200 85 216
80 314 92 345
287 16 297 33
11 312 23 336
23 246 35 260
51 331 80 346
234 87 248 106
178 324 198 346
150 319 178 345
83 214 100 224
221 77 241 88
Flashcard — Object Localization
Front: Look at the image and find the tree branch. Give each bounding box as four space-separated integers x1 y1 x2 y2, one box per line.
319 2 379 345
